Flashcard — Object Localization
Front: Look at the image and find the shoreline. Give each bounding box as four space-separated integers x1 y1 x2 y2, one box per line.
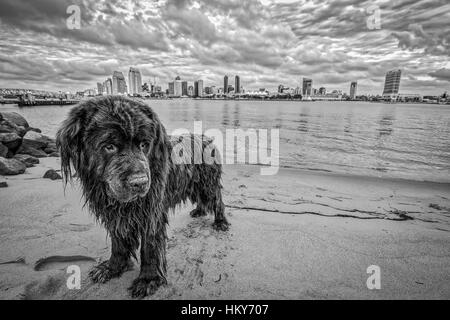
1 157 449 299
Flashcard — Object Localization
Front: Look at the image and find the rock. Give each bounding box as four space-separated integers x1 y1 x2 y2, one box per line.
0 120 26 137
44 147 57 154
48 151 60 157
0 132 22 153
22 131 52 150
0 157 26 175
0 143 8 158
16 145 48 158
28 127 42 133
43 169 62 180
13 154 39 167
0 181 7 188
1 112 29 128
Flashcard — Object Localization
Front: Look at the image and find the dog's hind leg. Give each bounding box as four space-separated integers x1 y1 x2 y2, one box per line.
89 233 136 283
211 189 230 231
189 196 208 218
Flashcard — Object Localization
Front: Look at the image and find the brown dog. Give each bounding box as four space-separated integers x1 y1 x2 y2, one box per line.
56 95 229 298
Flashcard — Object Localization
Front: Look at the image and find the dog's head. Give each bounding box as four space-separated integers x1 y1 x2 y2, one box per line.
56 96 169 203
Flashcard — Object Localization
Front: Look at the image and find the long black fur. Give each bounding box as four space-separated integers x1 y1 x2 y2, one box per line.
56 95 229 298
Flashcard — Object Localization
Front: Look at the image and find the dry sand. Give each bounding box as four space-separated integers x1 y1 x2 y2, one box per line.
0 157 449 299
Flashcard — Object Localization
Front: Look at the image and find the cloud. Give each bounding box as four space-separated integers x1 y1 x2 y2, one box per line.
0 0 449 95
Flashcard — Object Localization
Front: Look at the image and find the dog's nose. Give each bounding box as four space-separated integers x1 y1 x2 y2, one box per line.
128 174 149 189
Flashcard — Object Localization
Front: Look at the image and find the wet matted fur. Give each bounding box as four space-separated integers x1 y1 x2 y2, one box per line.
56 95 229 298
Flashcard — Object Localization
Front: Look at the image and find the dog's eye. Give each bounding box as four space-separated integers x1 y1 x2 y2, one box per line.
104 144 117 153
140 141 149 151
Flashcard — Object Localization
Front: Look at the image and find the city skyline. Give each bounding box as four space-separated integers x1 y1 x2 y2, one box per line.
0 0 449 95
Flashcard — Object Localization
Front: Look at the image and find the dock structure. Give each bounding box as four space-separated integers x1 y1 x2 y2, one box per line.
17 94 80 107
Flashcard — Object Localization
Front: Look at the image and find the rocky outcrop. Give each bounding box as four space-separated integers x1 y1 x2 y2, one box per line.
43 169 62 180
0 143 8 158
1 112 29 129
0 157 26 175
13 154 39 168
0 111 59 176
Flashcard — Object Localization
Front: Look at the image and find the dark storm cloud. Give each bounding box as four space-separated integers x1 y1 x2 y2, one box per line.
429 69 450 81
0 0 449 94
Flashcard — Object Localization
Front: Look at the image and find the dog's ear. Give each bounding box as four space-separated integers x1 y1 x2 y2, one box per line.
56 108 84 184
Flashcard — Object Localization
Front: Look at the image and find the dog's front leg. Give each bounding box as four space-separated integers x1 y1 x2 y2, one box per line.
128 226 168 298
89 233 135 283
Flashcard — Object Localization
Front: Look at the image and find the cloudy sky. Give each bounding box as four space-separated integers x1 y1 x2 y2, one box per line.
0 0 449 95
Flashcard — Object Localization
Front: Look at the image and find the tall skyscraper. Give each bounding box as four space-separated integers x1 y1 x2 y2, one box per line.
182 81 188 96
128 67 142 95
112 71 127 94
168 82 174 96
235 75 240 94
194 81 199 97
198 80 204 97
382 69 402 97
224 75 228 94
97 82 104 95
104 78 113 95
302 78 312 96
174 76 182 97
350 81 357 99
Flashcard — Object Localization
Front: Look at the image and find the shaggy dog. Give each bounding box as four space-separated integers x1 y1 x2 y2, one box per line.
56 95 229 298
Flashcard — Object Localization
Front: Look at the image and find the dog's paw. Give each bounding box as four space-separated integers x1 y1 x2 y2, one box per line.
213 219 230 231
128 276 166 298
89 260 131 283
190 207 207 218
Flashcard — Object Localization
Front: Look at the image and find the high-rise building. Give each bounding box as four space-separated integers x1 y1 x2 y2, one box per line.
128 67 142 95
174 77 182 97
97 82 104 95
182 81 188 96
112 71 127 94
168 82 174 96
235 75 240 94
194 81 199 97
198 80 204 97
302 78 312 96
224 75 228 94
104 78 113 95
350 81 357 100
382 69 401 97
188 85 194 97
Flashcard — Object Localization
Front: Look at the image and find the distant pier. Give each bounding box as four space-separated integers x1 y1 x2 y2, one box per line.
2 94 80 107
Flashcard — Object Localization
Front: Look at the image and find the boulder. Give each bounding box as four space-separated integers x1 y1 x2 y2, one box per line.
1 112 29 128
22 131 52 150
16 145 48 158
0 143 7 158
13 154 39 167
0 117 27 137
48 151 60 157
28 127 42 133
0 132 22 153
44 146 57 154
0 181 7 188
0 157 26 175
43 169 62 180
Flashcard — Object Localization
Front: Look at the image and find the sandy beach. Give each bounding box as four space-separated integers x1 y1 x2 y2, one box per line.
0 157 449 300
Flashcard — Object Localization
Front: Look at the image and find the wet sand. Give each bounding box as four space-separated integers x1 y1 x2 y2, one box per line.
0 157 449 299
